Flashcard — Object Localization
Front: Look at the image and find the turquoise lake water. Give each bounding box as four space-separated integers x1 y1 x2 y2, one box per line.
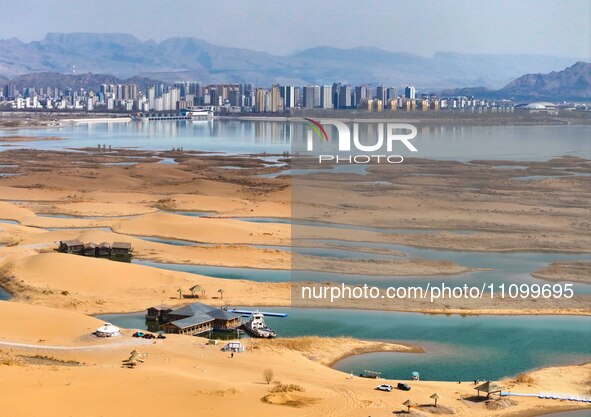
97 308 591 382
1 121 589 386
132 241 591 293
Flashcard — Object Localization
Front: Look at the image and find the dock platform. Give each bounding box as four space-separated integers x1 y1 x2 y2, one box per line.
228 309 287 318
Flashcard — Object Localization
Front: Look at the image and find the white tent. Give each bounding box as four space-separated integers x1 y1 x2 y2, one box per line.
221 342 245 352
95 322 121 337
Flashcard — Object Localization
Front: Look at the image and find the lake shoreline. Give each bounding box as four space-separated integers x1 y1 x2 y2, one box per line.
0 121 589 416
1 301 588 417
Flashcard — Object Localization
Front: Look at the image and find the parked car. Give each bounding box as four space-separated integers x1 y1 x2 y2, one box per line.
376 384 393 392
397 383 411 391
157 333 166 339
132 331 145 338
142 333 155 339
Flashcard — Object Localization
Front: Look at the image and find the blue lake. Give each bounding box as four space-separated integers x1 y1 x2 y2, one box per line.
132 235 206 247
228 216 474 234
1 120 589 386
132 241 591 294
166 211 217 217
97 308 591 382
0 122 589 162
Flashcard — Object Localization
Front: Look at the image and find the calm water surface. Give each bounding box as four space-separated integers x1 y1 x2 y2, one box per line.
132 243 591 294
0 121 589 162
97 308 591 382
2 121 589 385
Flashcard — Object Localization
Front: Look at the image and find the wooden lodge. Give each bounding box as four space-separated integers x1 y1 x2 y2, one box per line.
147 302 242 336
145 304 173 322
58 239 85 254
206 308 244 330
162 313 215 335
83 242 97 256
58 240 132 261
97 242 111 257
110 242 132 260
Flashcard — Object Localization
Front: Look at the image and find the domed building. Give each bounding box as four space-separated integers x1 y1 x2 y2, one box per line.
94 322 121 337
522 102 558 114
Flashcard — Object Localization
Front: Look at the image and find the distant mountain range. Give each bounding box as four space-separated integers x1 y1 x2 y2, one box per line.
1 64 588 103
0 33 584 88
500 61 590 100
447 62 591 101
0 72 162 92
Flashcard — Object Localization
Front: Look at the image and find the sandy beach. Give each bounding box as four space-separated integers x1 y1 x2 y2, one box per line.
0 142 589 417
0 2 589 415
0 301 589 417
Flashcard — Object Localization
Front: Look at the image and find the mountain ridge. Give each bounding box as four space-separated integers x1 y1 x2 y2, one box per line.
0 72 163 91
0 33 583 88
446 62 590 101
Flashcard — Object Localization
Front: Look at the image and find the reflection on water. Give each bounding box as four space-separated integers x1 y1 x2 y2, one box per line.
0 122 588 162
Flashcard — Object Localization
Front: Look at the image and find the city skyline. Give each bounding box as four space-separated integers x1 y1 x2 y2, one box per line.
0 0 588 59
0 78 555 114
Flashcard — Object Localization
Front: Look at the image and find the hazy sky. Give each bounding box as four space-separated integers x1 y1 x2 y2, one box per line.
0 0 588 58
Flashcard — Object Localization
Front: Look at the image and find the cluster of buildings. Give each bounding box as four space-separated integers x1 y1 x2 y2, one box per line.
1 79 515 113
58 239 132 261
146 302 241 335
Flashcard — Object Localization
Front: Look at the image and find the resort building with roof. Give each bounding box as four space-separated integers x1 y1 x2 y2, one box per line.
58 240 132 261
58 239 85 254
146 302 242 336
110 242 133 260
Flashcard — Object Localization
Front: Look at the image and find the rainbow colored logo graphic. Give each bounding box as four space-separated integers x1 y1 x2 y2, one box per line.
304 118 329 142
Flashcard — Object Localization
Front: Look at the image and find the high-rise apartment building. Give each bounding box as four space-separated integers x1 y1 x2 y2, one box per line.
280 85 296 109
270 85 282 113
254 88 267 112
303 85 318 109
338 85 352 109
320 85 333 109
375 86 387 104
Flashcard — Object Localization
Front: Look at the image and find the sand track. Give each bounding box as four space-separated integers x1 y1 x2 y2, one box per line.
0 338 151 350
